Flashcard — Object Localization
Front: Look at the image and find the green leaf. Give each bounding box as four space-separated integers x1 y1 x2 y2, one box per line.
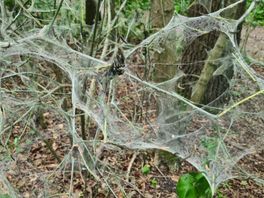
150 178 158 188
141 164 151 175
195 173 212 197
14 137 19 146
176 172 212 198
176 173 196 198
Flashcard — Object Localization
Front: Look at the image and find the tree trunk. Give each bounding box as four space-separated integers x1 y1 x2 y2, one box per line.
150 0 175 82
150 0 180 168
86 0 115 25
150 0 174 29
180 0 246 106
86 0 97 25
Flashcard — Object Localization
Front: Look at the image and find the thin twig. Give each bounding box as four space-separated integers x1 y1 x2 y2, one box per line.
49 0 64 32
235 0 257 29
126 151 138 182
218 89 264 117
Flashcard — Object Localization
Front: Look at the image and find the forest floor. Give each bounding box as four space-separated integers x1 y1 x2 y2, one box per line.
1 26 264 198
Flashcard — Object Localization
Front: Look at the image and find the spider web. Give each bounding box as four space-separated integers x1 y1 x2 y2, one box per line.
0 0 263 196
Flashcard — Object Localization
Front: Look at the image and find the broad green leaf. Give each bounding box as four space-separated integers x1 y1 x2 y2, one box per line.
176 173 197 198
176 172 212 198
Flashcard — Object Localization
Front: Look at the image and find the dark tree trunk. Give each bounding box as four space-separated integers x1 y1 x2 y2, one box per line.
180 0 246 106
85 0 97 25
85 0 115 25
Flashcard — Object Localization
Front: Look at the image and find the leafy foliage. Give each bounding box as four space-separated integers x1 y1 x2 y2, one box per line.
150 178 158 188
141 164 151 175
246 0 264 26
176 172 212 198
201 136 219 166
124 0 150 13
175 0 191 14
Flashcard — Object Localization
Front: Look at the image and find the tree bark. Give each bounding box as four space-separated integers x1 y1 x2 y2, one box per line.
180 0 246 106
191 33 230 103
86 0 97 25
150 0 176 82
150 0 174 29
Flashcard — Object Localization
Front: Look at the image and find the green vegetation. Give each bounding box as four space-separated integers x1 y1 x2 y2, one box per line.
201 136 219 166
176 172 212 198
125 0 150 13
247 0 264 26
175 0 191 14
0 194 11 198
150 178 158 188
141 164 151 175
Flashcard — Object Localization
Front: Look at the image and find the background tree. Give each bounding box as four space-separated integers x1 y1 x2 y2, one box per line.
150 0 176 82
150 0 246 108
86 0 97 25
181 0 246 106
